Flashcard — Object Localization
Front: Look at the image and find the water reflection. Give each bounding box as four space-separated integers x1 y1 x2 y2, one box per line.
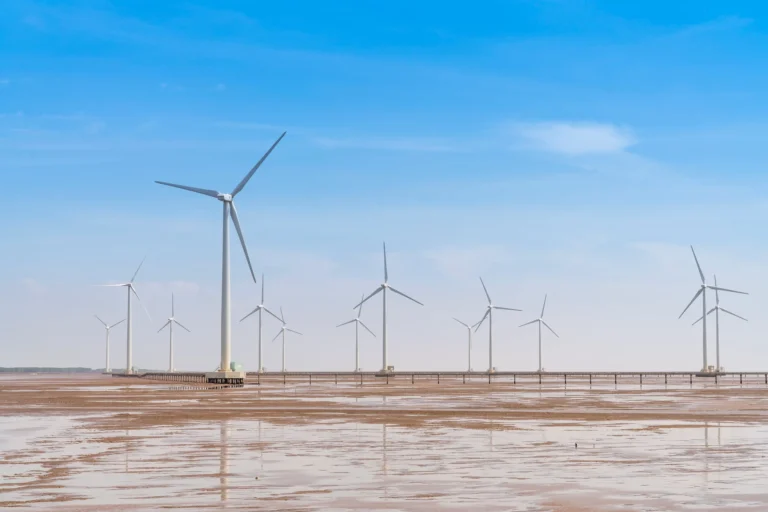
220 420 229 505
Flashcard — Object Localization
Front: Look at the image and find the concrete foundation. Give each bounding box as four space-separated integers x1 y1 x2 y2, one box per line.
205 371 246 385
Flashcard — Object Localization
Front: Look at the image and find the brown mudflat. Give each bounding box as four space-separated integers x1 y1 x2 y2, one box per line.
1 373 768 510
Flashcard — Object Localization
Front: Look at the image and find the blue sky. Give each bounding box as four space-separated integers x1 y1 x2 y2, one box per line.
1 0 768 371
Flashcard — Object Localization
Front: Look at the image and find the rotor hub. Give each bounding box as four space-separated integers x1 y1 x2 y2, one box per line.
218 193 233 202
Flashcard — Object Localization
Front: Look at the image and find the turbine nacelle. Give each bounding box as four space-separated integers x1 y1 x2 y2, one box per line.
217 193 233 202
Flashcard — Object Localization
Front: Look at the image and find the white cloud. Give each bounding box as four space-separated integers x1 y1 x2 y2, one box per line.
510 121 636 155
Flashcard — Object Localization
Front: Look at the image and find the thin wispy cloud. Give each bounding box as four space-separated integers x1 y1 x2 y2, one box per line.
312 135 466 153
676 15 753 37
509 121 636 155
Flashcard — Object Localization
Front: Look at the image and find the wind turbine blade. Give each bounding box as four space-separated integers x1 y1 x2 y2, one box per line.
109 319 125 329
542 320 559 338
287 328 302 336
130 256 146 283
690 246 705 284
356 293 365 318
383 242 388 283
231 131 287 197
173 319 191 332
541 294 547 318
353 286 383 309
720 308 748 322
474 309 490 332
263 307 283 323
261 273 265 303
337 319 356 328
359 320 376 337
713 275 720 305
240 306 260 323
131 286 152 322
709 286 748 296
157 320 171 333
388 286 423 306
452 317 469 328
479 277 491 304
706 307 717 316
94 283 128 287
678 288 703 319
94 315 108 327
494 306 522 311
280 306 285 323
155 181 219 198
271 330 282 342
692 315 704 327
229 202 257 283
519 319 538 328
171 293 175 317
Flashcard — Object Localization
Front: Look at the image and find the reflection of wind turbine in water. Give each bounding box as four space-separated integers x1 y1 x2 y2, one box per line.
220 420 230 504
692 275 748 372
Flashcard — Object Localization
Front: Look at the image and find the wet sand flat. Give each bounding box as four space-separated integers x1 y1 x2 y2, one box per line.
1 374 768 510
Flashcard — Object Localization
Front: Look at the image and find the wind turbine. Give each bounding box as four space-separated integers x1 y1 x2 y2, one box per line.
155 132 286 374
240 274 282 373
338 294 376 372
272 307 302 372
97 258 151 374
692 275 747 372
678 246 747 372
519 294 559 373
157 294 191 372
474 277 521 373
453 318 479 372
94 316 124 372
355 243 423 372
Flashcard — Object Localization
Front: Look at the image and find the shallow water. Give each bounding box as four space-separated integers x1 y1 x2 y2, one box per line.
2 375 768 510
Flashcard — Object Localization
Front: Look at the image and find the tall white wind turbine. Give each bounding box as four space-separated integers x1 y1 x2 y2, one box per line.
519 294 559 373
692 275 747 372
94 316 124 372
355 243 423 372
474 277 521 373
241 274 282 373
678 246 747 372
272 307 302 372
155 132 285 373
97 258 151 374
157 294 191 372
453 318 480 372
338 293 376 372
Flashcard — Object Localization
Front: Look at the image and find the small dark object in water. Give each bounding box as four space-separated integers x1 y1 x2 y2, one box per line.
575 443 578 449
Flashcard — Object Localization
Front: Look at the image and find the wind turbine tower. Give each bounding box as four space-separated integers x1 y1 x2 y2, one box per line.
157 294 191 372
474 277 521 373
692 275 748 372
155 132 285 382
678 246 747 372
241 275 282 372
519 294 559 373
272 307 302 372
453 318 479 372
98 258 151 374
338 293 376 371
355 243 423 373
94 316 124 372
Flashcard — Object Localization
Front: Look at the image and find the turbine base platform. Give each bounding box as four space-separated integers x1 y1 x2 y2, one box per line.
695 371 722 378
205 371 246 385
